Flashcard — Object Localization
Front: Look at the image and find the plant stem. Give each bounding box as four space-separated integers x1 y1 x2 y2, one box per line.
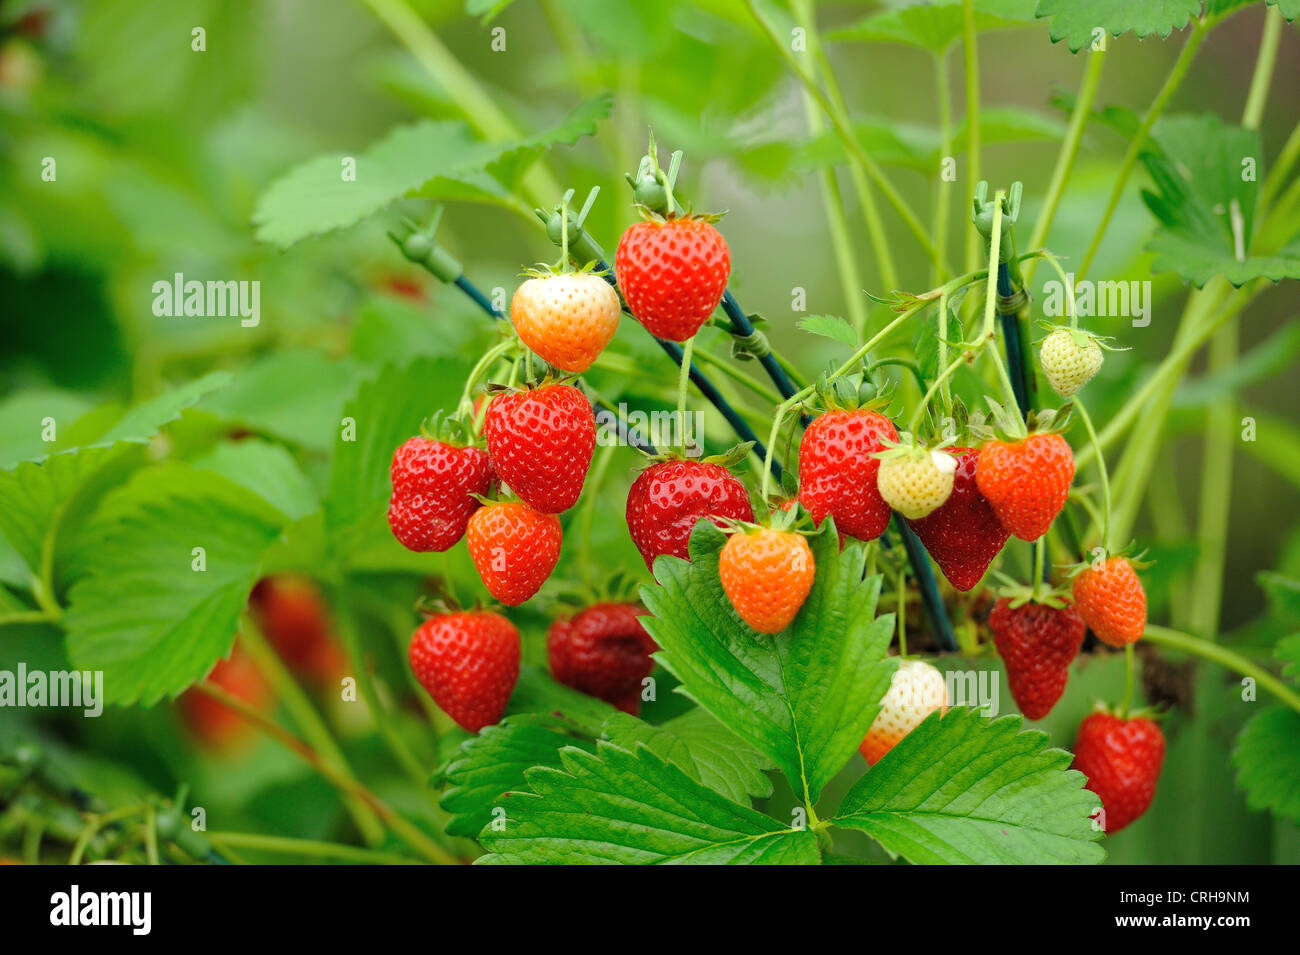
459 338 516 415
1072 398 1111 553
933 52 954 283
1143 625 1300 715
691 348 782 404
1120 644 1135 718
578 441 617 586
1076 17 1211 281
192 681 457 864
677 335 695 447
208 831 422 865
1023 50 1106 285
743 0 943 266
238 615 386 845
896 565 908 658
960 0 982 273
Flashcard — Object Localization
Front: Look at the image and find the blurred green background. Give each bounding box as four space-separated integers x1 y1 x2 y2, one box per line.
1 0 1298 863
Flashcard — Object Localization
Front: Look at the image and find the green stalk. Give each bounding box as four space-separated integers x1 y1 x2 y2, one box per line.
677 335 695 445
1143 626 1300 715
1076 17 1212 281
690 349 782 405
208 831 422 865
360 0 562 209
1023 49 1106 285
960 0 982 273
238 615 386 845
1072 398 1111 553
933 52 954 284
578 442 617 586
1120 644 1136 718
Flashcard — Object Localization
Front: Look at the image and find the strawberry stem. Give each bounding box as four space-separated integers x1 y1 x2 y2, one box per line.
1121 644 1136 719
677 335 695 451
1072 397 1111 555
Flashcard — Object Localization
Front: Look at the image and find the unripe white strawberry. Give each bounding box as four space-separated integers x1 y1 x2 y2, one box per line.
511 271 620 373
1040 328 1103 397
876 448 957 520
860 658 948 765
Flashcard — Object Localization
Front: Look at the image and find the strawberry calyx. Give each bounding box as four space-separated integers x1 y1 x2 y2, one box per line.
417 409 480 448
1034 322 1128 353
1059 545 1153 579
811 371 894 415
1086 699 1166 723
623 130 726 222
988 570 1072 610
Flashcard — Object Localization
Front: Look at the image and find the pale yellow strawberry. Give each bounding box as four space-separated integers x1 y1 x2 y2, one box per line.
876 448 957 520
1040 328 1103 397
859 659 948 765
511 272 620 373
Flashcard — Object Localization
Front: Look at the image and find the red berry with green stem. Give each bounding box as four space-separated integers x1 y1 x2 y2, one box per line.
625 459 754 571
906 447 1009 591
989 597 1086 720
1071 710 1165 834
975 432 1074 541
615 215 730 342
387 436 494 552
798 409 898 543
409 610 520 733
484 383 595 514
547 603 658 714
466 500 563 606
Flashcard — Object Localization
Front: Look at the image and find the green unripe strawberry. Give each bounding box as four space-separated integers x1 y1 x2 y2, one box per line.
1040 328 1103 397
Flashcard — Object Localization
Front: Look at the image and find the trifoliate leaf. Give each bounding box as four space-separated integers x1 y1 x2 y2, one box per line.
834 708 1105 864
1035 0 1201 52
639 521 897 806
64 466 288 706
477 741 819 864
1142 114 1300 286
253 95 612 248
603 708 776 803
1231 707 1300 823
797 314 858 349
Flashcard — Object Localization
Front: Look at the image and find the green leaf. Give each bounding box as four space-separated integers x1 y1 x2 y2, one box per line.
477 741 820 864
192 440 319 522
1275 633 1300 684
1141 114 1300 286
440 713 598 838
797 314 858 349
324 357 464 558
1035 0 1201 52
253 96 611 248
831 0 1036 52
64 466 287 705
467 0 520 24
834 708 1105 864
0 389 93 469
1268 0 1300 21
95 371 233 448
639 522 897 805
603 708 776 803
504 665 619 730
1231 707 1300 824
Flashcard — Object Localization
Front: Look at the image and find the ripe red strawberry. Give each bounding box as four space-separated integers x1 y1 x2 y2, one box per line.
989 598 1086 720
615 216 730 342
975 433 1074 541
1071 711 1165 834
798 409 898 542
387 437 494 552
1072 556 1147 647
906 448 1009 591
466 500 562 605
250 577 346 684
547 603 658 714
718 528 816 634
180 642 274 751
860 659 948 765
511 272 620 373
625 459 754 571
484 383 595 514
409 610 520 732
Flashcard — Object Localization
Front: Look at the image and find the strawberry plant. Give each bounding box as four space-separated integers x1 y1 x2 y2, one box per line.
1 0 1299 869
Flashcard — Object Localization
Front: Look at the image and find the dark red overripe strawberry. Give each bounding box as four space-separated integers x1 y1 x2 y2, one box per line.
907 447 1009 591
625 459 754 571
250 576 347 684
1071 711 1165 834
990 598 1086 720
387 437 494 552
409 610 520 733
547 603 658 714
484 383 595 514
798 409 897 543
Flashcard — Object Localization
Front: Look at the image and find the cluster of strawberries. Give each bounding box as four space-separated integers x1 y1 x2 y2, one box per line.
384 199 1161 834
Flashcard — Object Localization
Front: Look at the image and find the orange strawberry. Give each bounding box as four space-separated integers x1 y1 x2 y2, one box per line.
466 500 562 606
717 528 815 634
975 433 1074 541
511 272 620 373
1072 556 1147 647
